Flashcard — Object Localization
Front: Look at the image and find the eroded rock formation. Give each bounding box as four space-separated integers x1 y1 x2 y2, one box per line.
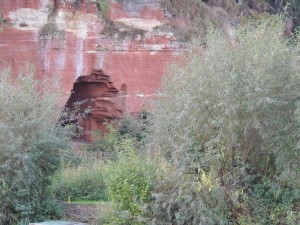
66 69 124 139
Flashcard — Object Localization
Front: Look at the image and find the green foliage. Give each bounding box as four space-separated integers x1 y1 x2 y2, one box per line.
0 66 78 224
88 111 152 153
87 122 125 153
259 0 300 28
119 111 152 144
149 16 300 224
87 118 149 153
95 0 109 17
52 162 107 201
104 141 155 224
246 178 300 224
58 147 84 167
0 9 8 32
149 168 229 225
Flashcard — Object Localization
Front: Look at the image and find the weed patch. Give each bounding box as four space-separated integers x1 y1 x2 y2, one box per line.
52 162 107 202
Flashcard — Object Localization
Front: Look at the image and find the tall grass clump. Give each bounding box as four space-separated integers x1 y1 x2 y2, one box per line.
52 162 107 202
0 66 80 225
149 16 300 224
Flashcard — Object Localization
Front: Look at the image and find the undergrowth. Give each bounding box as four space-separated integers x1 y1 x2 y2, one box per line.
52 162 107 202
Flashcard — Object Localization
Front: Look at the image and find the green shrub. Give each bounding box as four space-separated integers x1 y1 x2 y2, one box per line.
52 162 107 201
87 123 124 153
247 178 300 224
0 66 78 224
104 140 156 224
119 111 152 145
87 120 148 154
149 16 300 224
88 111 152 154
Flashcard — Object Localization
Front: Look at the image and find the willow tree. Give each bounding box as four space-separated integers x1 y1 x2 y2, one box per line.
0 66 79 225
149 17 300 224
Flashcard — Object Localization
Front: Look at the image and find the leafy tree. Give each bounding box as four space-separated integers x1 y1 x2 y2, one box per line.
0 66 79 225
149 16 300 224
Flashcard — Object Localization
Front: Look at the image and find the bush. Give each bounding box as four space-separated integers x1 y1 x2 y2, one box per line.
149 16 300 224
87 123 125 153
0 66 78 224
246 178 300 224
103 140 156 224
87 117 149 153
119 110 152 145
52 162 107 201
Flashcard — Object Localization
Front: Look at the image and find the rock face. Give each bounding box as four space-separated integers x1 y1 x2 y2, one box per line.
0 0 182 135
66 69 124 139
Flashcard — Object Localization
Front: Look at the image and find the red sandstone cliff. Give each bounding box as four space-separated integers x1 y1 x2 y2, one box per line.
0 1 297 137
0 0 182 133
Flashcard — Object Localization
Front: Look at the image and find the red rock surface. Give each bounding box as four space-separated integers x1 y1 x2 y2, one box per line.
66 69 124 139
0 0 183 135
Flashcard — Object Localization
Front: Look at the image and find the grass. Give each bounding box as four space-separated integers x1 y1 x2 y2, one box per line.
52 162 107 201
69 200 102 205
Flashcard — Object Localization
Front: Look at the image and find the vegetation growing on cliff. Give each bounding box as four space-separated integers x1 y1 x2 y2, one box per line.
39 23 66 40
0 10 9 32
0 10 4 31
160 0 300 41
94 0 109 18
